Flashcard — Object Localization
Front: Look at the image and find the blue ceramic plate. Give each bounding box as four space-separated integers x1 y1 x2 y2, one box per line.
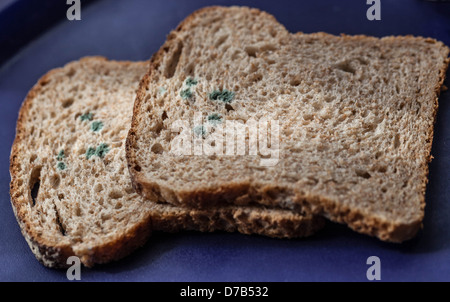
0 0 449 281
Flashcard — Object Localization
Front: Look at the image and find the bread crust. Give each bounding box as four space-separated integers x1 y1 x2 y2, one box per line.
126 6 450 243
152 205 325 239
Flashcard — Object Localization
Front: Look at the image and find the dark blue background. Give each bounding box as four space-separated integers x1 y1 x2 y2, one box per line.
0 0 449 282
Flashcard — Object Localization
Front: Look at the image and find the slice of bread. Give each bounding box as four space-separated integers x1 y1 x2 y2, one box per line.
126 6 450 243
9 57 324 268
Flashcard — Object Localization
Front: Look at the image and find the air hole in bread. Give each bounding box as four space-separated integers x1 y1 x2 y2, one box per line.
30 181 40 207
50 174 60 189
231 50 241 61
378 166 387 173
303 114 314 121
356 169 371 179
393 134 401 149
260 43 277 52
269 27 277 38
375 151 383 159
62 98 74 108
54 206 66 236
152 121 164 135
151 143 164 154
162 111 168 121
95 183 103 192
29 166 42 207
124 187 134 195
134 165 142 172
215 34 229 48
75 206 82 216
323 95 334 103
335 61 356 75
109 190 123 200
164 40 184 79
312 102 323 111
101 213 111 222
250 73 263 83
184 62 195 76
74 113 82 120
415 102 422 115
263 188 280 201
290 76 302 87
66 68 76 77
245 46 257 58
209 24 221 35
40 78 50 86
69 85 79 94
225 104 234 112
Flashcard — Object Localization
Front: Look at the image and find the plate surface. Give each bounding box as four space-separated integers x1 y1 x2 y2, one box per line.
0 0 449 281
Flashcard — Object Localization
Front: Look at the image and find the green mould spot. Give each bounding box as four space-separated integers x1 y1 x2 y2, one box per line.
158 87 167 95
95 143 110 159
80 112 93 122
91 121 104 132
86 147 96 160
56 150 65 161
209 89 235 104
185 77 198 87
207 114 223 125
86 144 110 159
193 125 207 138
57 162 66 171
180 88 193 100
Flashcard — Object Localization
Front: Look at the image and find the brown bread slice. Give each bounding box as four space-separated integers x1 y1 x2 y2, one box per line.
126 6 450 243
9 57 324 268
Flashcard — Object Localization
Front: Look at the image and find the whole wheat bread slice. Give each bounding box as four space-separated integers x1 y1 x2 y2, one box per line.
126 6 450 243
9 57 324 268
